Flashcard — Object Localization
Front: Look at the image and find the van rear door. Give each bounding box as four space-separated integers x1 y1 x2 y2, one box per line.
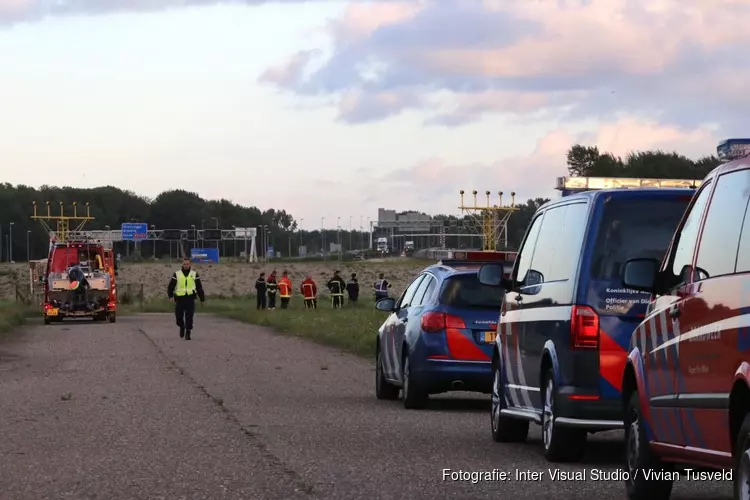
583 191 693 397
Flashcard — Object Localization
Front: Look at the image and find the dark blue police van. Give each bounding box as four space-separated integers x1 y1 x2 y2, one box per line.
478 176 700 463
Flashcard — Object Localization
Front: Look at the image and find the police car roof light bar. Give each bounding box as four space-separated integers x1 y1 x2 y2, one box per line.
438 250 517 266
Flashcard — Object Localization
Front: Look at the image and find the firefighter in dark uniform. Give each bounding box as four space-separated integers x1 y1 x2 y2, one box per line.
374 272 391 301
327 270 346 308
67 264 90 306
255 272 267 310
346 272 359 305
266 270 278 309
167 257 205 340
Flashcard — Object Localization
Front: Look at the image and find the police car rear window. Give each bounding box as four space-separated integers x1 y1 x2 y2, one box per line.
439 274 504 309
590 196 691 281
588 195 691 316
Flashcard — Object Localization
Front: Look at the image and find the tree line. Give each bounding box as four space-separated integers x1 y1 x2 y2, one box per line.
0 145 722 261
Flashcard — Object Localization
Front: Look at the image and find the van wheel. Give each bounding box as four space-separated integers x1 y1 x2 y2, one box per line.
402 355 428 409
624 391 673 500
733 413 750 500
542 369 586 462
491 359 529 442
375 346 399 400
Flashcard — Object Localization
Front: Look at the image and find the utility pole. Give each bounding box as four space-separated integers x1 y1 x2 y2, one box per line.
321 217 326 261
8 222 13 262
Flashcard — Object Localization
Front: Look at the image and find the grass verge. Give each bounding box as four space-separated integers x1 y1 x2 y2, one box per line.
0 301 36 337
122 295 387 358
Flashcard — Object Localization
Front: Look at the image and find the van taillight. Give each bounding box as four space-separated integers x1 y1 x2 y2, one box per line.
571 305 599 349
421 312 466 332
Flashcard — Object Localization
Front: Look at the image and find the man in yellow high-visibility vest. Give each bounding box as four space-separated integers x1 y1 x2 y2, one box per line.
167 257 205 340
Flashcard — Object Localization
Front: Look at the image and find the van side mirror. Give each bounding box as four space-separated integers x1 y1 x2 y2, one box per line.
375 297 396 312
622 258 659 293
479 264 511 290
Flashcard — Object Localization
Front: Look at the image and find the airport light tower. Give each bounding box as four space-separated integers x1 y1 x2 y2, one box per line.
30 201 94 243
458 190 519 251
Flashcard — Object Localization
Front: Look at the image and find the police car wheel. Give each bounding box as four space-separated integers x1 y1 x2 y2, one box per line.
542 370 586 462
624 391 673 500
375 346 399 400
402 355 428 409
491 358 529 442
733 413 750 500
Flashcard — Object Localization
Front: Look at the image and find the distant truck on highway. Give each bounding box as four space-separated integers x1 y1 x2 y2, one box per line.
404 241 415 256
376 237 389 254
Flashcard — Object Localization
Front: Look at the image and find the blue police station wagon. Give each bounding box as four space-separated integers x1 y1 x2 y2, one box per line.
374 251 515 409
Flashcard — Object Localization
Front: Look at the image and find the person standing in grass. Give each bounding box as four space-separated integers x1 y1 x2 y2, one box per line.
301 274 318 309
266 270 278 309
346 272 359 305
374 272 391 301
278 270 293 309
255 272 267 310
327 270 346 308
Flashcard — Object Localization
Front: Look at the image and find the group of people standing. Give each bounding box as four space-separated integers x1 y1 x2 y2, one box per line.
254 270 392 309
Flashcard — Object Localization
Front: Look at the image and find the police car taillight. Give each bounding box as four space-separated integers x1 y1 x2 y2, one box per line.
421 312 466 332
571 305 599 349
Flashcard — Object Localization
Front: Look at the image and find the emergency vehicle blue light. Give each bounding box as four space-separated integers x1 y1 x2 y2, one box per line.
717 138 750 162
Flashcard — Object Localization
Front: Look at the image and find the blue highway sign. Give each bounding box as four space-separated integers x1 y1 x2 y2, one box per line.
121 222 148 240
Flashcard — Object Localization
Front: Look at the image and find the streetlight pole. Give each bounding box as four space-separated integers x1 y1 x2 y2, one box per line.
266 227 271 261
299 218 304 257
349 216 352 251
321 217 325 260
26 230 31 261
336 216 341 260
367 217 371 249
9 222 14 262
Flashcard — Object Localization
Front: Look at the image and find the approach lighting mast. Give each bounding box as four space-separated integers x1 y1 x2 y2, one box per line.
30 201 95 243
458 190 519 251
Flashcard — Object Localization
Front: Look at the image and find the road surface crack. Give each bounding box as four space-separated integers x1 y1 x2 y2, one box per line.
137 327 316 496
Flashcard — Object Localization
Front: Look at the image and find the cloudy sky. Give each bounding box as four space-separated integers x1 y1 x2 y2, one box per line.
0 0 745 230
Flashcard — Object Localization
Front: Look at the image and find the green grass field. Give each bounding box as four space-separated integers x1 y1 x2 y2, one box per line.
123 295 388 358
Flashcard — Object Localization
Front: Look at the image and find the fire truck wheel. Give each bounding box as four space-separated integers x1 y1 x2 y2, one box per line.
44 316 51 325
109 313 116 323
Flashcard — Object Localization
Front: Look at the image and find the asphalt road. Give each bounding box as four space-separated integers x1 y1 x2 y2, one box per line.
0 314 732 500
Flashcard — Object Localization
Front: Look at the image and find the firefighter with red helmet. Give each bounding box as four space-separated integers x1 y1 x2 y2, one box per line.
301 274 317 309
